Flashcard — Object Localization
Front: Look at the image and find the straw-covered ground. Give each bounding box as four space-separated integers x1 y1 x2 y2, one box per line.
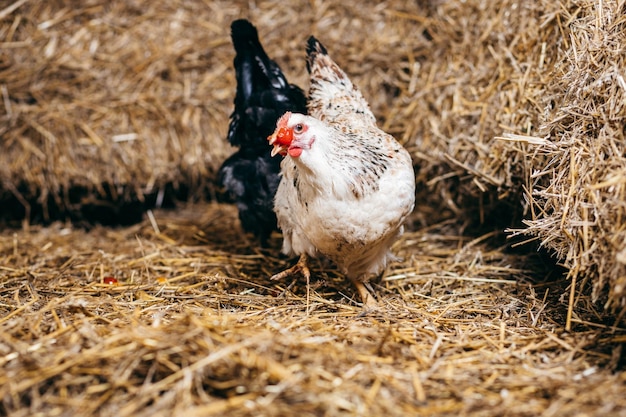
1 203 625 416
2 0 626 415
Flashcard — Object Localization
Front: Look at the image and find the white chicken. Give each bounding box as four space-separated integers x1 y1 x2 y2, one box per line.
267 37 415 309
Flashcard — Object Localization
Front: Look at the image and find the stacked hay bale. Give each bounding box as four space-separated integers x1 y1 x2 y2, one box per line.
0 0 427 224
510 1 626 319
0 0 236 223
385 0 626 322
398 1 626 327
384 0 559 225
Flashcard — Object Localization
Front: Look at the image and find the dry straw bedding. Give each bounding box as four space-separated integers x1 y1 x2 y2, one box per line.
1 203 626 416
2 0 626 415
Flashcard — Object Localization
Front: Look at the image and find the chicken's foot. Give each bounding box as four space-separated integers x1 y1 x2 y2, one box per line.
271 254 312 311
350 278 379 310
271 253 310 282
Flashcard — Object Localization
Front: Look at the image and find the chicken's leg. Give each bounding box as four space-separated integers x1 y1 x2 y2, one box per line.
350 278 379 310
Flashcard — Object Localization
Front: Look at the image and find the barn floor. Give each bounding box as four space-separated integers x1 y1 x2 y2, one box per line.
1 202 625 416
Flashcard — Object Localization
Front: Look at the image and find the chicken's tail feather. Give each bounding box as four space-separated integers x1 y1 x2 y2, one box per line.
227 19 304 147
231 19 262 54
306 35 351 91
231 19 288 92
306 36 328 73
305 36 376 126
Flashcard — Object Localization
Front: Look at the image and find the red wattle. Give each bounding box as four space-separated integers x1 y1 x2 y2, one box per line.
288 147 303 157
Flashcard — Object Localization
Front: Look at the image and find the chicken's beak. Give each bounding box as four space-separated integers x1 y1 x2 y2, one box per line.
268 126 292 157
270 144 286 157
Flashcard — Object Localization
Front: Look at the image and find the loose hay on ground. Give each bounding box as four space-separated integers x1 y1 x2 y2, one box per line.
1 203 626 416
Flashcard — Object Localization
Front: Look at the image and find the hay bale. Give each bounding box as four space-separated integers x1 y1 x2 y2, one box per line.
380 0 626 321
1 0 236 222
505 1 626 320
384 0 557 224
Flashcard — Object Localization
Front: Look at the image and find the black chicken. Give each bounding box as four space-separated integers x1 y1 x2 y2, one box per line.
217 19 307 245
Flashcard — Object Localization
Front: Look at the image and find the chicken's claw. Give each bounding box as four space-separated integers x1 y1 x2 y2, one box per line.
271 253 313 313
271 253 310 282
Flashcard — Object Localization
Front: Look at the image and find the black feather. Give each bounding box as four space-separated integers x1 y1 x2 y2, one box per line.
217 19 307 244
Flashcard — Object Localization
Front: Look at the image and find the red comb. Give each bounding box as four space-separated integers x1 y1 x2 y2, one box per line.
277 112 291 128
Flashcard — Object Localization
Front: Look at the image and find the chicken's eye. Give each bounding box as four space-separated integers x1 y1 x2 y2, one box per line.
294 124 304 133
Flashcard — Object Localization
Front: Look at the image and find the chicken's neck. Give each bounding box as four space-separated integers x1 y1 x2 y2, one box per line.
287 141 392 201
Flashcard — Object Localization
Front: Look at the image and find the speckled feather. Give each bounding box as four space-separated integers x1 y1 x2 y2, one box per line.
273 37 415 283
305 37 377 129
